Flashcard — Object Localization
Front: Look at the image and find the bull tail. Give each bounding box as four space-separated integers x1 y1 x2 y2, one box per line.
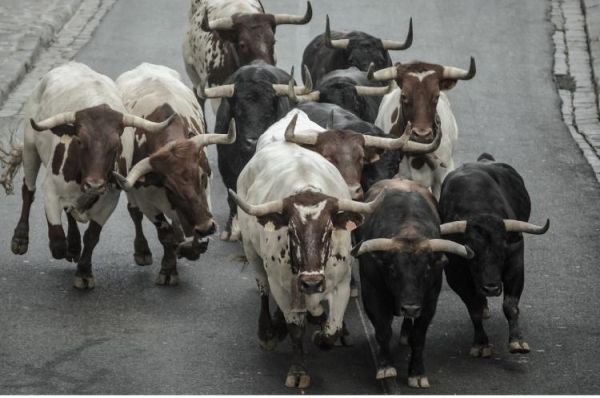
0 124 24 195
477 152 495 162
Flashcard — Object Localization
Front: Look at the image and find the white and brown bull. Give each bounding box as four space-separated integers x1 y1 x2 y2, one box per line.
231 117 385 388
113 63 236 285
183 0 312 111
2 62 173 289
372 58 476 198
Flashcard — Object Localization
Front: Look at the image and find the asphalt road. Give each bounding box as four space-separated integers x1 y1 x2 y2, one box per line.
1 0 600 394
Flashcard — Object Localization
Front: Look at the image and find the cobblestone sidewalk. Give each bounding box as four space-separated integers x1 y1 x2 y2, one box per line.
552 0 600 184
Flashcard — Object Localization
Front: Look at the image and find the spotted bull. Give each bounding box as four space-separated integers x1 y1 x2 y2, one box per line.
373 58 476 198
183 0 312 111
302 15 412 85
4 62 173 289
231 116 386 388
353 178 474 388
113 63 236 285
202 61 309 241
438 153 549 357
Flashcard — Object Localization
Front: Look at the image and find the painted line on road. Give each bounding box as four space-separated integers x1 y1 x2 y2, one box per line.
353 297 398 395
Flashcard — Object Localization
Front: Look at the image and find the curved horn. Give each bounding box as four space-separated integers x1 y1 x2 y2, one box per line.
324 15 349 49
442 56 476 80
200 83 235 99
273 1 312 25
272 67 313 96
30 112 76 131
351 238 407 257
363 121 411 150
191 119 236 148
112 158 153 192
228 188 283 216
369 65 399 82
354 81 394 96
504 219 550 235
440 220 467 235
122 113 175 133
428 239 474 259
338 189 385 214
402 126 442 154
381 17 413 50
287 77 320 103
283 113 319 145
201 9 234 31
326 110 334 129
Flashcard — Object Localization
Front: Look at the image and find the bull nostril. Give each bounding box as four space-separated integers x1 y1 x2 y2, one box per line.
400 304 422 318
83 180 106 193
300 279 324 294
483 283 502 296
195 222 217 238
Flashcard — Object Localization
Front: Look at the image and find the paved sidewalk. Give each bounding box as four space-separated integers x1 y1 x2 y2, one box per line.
0 0 84 106
552 0 600 184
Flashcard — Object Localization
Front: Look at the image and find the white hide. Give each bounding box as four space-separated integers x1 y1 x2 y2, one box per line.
116 63 212 222
375 88 458 199
21 62 132 226
237 141 352 333
182 0 264 102
256 109 324 151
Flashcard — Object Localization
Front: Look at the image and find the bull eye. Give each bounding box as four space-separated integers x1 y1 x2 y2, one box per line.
401 94 409 104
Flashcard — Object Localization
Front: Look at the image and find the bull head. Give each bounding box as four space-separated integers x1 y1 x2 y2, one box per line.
324 15 413 51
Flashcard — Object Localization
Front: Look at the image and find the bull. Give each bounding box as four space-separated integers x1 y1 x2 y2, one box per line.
113 63 236 285
183 0 312 111
372 58 476 198
438 153 549 357
230 115 386 388
3 62 173 289
302 15 412 85
353 178 473 388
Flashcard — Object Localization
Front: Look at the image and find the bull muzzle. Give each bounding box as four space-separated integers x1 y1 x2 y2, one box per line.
349 183 364 201
194 220 217 238
411 127 434 144
481 283 502 297
299 273 325 294
397 304 422 319
82 179 107 195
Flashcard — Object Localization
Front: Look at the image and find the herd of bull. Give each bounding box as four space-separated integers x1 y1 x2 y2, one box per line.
0 0 552 391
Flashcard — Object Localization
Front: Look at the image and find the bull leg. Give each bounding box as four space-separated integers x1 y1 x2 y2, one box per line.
152 215 179 286
65 211 81 262
285 322 310 389
400 318 413 346
220 193 239 241
127 203 152 266
11 180 35 254
406 301 438 388
445 265 493 358
312 271 351 350
73 220 102 290
44 182 67 259
360 275 396 380
503 242 529 353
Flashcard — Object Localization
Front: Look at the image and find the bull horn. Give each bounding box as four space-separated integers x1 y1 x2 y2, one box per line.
428 239 474 259
440 220 467 235
381 18 413 50
504 219 550 235
283 113 319 145
354 81 394 96
30 112 76 131
442 56 476 80
287 77 320 103
122 113 175 133
200 83 235 99
228 188 284 216
112 157 153 192
369 65 399 82
191 119 236 148
272 67 313 96
351 238 406 257
324 15 349 49
201 9 234 31
402 127 442 154
362 121 411 150
338 189 385 214
326 110 334 129
273 1 312 25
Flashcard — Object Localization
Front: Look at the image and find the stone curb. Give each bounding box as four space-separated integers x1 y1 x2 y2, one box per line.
551 0 600 184
0 0 85 107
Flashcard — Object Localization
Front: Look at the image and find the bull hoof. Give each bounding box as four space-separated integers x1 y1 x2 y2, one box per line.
375 366 397 380
399 334 409 346
73 275 95 290
312 330 335 350
285 365 311 389
155 272 179 286
350 285 359 298
66 243 81 263
50 240 67 260
482 304 491 319
258 337 279 351
469 344 494 358
508 340 530 354
408 375 430 388
11 236 28 255
134 252 153 266
219 229 232 241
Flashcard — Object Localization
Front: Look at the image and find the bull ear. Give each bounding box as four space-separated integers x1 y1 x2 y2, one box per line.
256 213 289 231
332 211 364 231
439 79 457 91
364 147 383 164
